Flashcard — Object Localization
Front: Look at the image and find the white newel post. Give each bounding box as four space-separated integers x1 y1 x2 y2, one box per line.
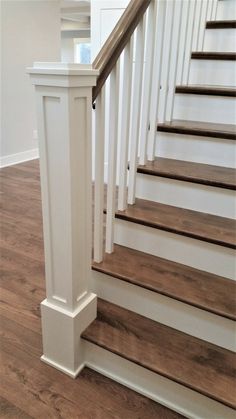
27 63 98 378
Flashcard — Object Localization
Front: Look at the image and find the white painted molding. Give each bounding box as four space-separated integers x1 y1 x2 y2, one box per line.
84 341 236 419
0 148 39 168
28 62 98 376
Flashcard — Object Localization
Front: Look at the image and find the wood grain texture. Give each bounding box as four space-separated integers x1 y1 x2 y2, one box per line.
115 198 236 249
0 159 184 419
92 0 151 101
206 20 236 29
137 157 236 190
92 244 236 320
175 85 236 97
157 119 236 140
82 299 236 409
191 51 236 60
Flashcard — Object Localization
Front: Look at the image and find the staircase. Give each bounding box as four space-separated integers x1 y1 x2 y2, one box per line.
28 0 236 418
82 1 236 417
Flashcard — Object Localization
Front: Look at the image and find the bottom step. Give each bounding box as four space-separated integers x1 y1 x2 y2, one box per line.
82 299 236 418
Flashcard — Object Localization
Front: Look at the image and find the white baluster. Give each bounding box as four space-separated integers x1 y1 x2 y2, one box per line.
128 18 145 205
182 0 196 84
211 0 218 20
192 0 203 52
207 0 213 21
165 0 183 122
139 0 156 166
118 39 134 211
158 0 175 123
176 0 190 85
94 87 105 262
148 0 166 161
198 0 209 51
105 61 120 253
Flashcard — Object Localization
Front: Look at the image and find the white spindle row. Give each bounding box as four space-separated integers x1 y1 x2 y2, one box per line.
93 0 216 261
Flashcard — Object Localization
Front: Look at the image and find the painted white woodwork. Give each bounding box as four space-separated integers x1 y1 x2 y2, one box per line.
28 62 98 377
105 62 120 253
204 28 236 52
135 172 236 219
182 0 196 85
189 58 236 86
84 341 236 419
94 87 105 263
174 94 236 124
192 0 203 52
114 219 236 280
155 132 236 168
128 19 145 205
176 0 190 86
148 0 166 161
118 41 133 211
91 270 236 351
216 0 236 20
139 1 156 166
165 0 182 122
0 148 39 168
198 0 209 51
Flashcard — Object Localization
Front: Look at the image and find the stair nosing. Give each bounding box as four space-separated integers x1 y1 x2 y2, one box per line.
157 122 236 140
113 200 236 250
191 51 236 60
175 85 236 97
92 261 236 321
137 159 236 190
82 299 236 410
206 20 236 29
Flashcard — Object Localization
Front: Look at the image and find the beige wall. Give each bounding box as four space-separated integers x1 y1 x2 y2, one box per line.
1 0 61 164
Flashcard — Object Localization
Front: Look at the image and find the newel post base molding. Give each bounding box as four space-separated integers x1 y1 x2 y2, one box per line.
28 63 99 377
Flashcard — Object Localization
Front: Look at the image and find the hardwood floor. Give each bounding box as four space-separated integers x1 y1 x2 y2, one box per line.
0 160 184 419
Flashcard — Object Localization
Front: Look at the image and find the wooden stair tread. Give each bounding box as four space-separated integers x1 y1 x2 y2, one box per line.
92 244 236 320
157 119 236 140
191 51 236 60
176 85 236 97
115 199 236 249
206 20 236 29
82 299 236 409
137 157 236 190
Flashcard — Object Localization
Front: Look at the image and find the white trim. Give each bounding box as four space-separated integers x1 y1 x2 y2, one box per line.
41 355 85 379
83 341 235 419
0 148 39 168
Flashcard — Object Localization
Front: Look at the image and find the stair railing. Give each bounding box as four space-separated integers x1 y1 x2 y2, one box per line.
93 0 217 263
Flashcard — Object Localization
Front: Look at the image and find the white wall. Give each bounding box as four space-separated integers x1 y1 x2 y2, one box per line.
0 0 61 167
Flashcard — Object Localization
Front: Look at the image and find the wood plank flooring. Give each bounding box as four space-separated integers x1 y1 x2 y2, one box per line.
0 160 184 419
137 157 236 189
82 299 236 409
92 244 236 320
116 198 236 249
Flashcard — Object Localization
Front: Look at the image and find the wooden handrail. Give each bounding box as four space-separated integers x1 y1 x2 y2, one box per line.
92 0 152 103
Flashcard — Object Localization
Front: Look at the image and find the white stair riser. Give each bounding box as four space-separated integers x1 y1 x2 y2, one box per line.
204 28 236 52
114 219 236 280
136 173 236 219
216 0 236 20
173 94 236 124
155 131 236 168
91 270 236 351
189 59 236 86
84 341 236 419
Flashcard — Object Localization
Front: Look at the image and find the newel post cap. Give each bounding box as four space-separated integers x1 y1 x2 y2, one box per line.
27 62 99 87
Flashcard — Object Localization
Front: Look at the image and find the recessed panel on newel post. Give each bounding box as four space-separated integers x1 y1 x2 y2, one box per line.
27 63 99 378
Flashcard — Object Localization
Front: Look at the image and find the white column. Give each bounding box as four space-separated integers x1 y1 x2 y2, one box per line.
28 63 98 378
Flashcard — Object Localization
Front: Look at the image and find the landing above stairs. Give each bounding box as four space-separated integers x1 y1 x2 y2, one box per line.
82 299 236 409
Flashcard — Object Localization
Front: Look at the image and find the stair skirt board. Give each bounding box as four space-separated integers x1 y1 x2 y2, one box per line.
114 219 235 280
204 28 236 53
135 173 236 219
189 59 236 86
155 132 236 168
173 94 236 124
91 270 236 351
82 341 236 419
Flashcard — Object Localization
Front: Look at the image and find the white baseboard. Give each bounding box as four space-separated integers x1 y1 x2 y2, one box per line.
0 148 39 168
